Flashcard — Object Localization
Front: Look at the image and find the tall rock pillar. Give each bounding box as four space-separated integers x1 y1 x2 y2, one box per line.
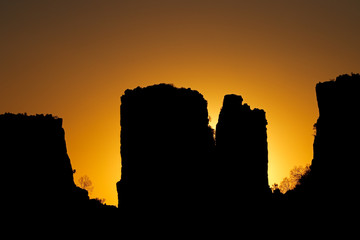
311 73 360 200
215 94 270 205
117 84 215 217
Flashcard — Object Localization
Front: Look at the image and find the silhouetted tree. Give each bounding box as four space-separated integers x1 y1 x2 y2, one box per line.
94 198 106 204
271 183 283 204
78 175 94 194
279 165 310 193
279 177 291 193
271 183 279 193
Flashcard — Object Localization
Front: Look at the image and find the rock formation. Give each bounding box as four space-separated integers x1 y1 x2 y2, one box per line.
0 113 107 215
117 84 215 217
310 73 360 203
215 94 271 205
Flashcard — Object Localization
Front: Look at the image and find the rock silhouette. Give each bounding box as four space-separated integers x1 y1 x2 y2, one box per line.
2 73 359 228
216 94 271 208
289 73 360 210
312 73 360 196
117 84 273 228
117 84 215 219
0 113 114 218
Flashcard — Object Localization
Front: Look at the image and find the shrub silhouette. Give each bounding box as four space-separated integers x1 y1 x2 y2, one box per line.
277 165 310 193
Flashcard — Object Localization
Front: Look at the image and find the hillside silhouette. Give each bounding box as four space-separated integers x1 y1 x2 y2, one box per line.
2 73 359 229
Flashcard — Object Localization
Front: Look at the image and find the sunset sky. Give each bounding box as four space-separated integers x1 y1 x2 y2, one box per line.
1 0 359 206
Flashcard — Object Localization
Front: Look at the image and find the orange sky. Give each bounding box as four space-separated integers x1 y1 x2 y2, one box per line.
1 0 359 206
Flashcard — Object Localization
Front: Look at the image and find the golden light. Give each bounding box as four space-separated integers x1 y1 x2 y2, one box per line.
1 1 359 206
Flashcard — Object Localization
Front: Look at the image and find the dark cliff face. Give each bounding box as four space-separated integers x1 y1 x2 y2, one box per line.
311 73 360 200
215 94 270 203
0 113 88 213
117 84 215 215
